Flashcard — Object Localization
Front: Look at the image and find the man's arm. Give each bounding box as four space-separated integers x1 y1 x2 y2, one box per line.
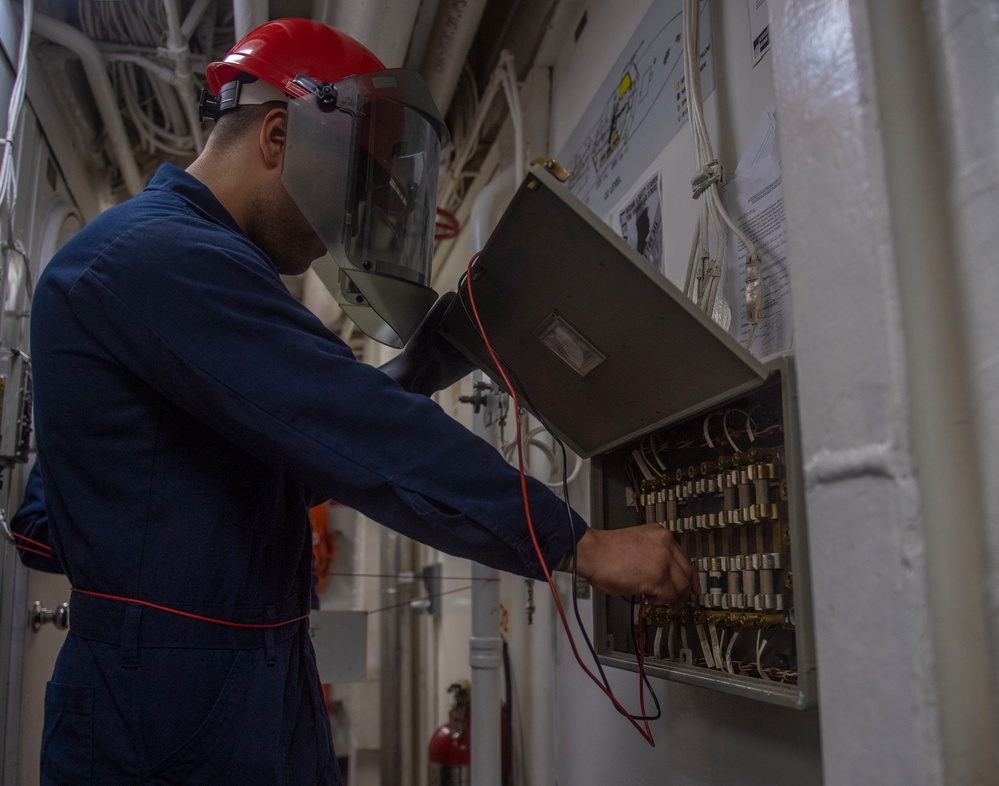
9 460 65 574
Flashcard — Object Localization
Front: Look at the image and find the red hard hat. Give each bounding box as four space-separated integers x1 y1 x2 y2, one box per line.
206 18 385 99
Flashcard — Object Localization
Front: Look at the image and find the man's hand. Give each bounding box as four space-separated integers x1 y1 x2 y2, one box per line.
568 524 699 610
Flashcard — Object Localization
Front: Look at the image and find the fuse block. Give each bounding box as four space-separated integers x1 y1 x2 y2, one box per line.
591 358 815 708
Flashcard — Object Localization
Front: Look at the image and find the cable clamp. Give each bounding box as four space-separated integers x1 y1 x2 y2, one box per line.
691 160 723 199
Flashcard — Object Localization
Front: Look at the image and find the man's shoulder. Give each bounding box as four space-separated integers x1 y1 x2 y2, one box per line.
43 189 265 287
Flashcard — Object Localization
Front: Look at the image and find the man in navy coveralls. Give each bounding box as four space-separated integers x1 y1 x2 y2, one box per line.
15 18 697 784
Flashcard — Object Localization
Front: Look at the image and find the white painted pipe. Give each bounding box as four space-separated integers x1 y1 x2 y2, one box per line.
317 0 422 68
496 52 525 181
31 12 143 196
403 0 443 71
233 0 268 41
469 562 501 786
420 0 489 117
466 167 518 786
180 0 215 41
162 0 204 151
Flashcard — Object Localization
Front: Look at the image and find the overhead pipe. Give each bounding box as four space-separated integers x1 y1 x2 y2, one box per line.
470 562 501 786
233 0 268 41
420 0 489 117
31 11 144 196
180 0 215 41
403 0 442 71
313 0 421 68
162 0 205 152
437 52 522 213
466 167 516 786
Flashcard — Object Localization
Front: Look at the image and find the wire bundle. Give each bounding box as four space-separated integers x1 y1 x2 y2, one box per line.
681 0 763 351
0 0 34 215
437 51 524 216
77 0 217 161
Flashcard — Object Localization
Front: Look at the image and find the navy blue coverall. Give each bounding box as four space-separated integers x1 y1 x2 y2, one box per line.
27 164 584 785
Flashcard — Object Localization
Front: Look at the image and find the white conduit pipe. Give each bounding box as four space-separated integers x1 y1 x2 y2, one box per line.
420 0 489 117
233 0 268 41
466 167 515 786
437 70 505 210
162 0 205 152
438 53 523 213
180 0 215 41
319 0 422 68
470 561 502 786
31 12 144 196
496 51 525 181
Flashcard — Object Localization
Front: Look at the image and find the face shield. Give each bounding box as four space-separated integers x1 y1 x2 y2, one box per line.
282 69 450 348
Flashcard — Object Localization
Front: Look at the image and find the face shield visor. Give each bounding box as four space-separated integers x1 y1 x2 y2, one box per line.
282 69 450 348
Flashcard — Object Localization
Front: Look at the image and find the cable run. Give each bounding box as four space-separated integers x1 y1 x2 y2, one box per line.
464 252 658 747
364 585 473 616
326 571 497 582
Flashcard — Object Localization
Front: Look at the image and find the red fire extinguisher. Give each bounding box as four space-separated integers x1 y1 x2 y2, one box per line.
428 681 471 786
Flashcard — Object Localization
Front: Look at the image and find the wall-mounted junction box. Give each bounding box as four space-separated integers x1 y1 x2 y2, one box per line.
592 357 815 707
441 165 815 708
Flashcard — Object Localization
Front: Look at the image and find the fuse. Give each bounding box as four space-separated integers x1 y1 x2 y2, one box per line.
738 469 753 521
698 557 710 607
654 484 666 525
743 557 758 609
643 485 656 524
733 555 747 609
727 566 742 609
758 552 783 611
750 463 778 519
666 489 678 531
723 478 737 525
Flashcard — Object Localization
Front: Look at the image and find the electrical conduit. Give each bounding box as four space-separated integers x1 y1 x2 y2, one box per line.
31 11 143 196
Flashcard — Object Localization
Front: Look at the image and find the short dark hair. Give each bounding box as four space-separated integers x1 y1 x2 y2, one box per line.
207 101 286 147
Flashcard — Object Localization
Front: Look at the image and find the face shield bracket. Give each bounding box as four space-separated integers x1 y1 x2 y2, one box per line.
292 74 339 110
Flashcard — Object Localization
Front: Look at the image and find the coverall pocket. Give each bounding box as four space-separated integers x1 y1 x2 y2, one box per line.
144 649 251 782
40 681 94 786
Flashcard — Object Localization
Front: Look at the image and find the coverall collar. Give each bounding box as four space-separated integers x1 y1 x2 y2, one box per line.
145 163 245 237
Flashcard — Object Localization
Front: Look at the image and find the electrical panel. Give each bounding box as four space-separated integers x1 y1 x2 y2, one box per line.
0 348 31 464
440 165 815 708
592 357 815 707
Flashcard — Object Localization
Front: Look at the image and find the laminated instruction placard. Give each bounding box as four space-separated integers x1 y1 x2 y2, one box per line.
557 0 714 218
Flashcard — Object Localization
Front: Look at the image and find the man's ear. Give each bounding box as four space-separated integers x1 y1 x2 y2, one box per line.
258 106 288 169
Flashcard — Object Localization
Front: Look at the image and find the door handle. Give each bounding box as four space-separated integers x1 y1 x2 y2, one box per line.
30 601 69 632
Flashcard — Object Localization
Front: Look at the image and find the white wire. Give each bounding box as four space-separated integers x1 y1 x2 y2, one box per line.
756 629 771 681
724 629 740 674
501 428 584 490
438 52 521 213
681 0 763 349
498 51 525 181
0 0 36 214
631 448 655 482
